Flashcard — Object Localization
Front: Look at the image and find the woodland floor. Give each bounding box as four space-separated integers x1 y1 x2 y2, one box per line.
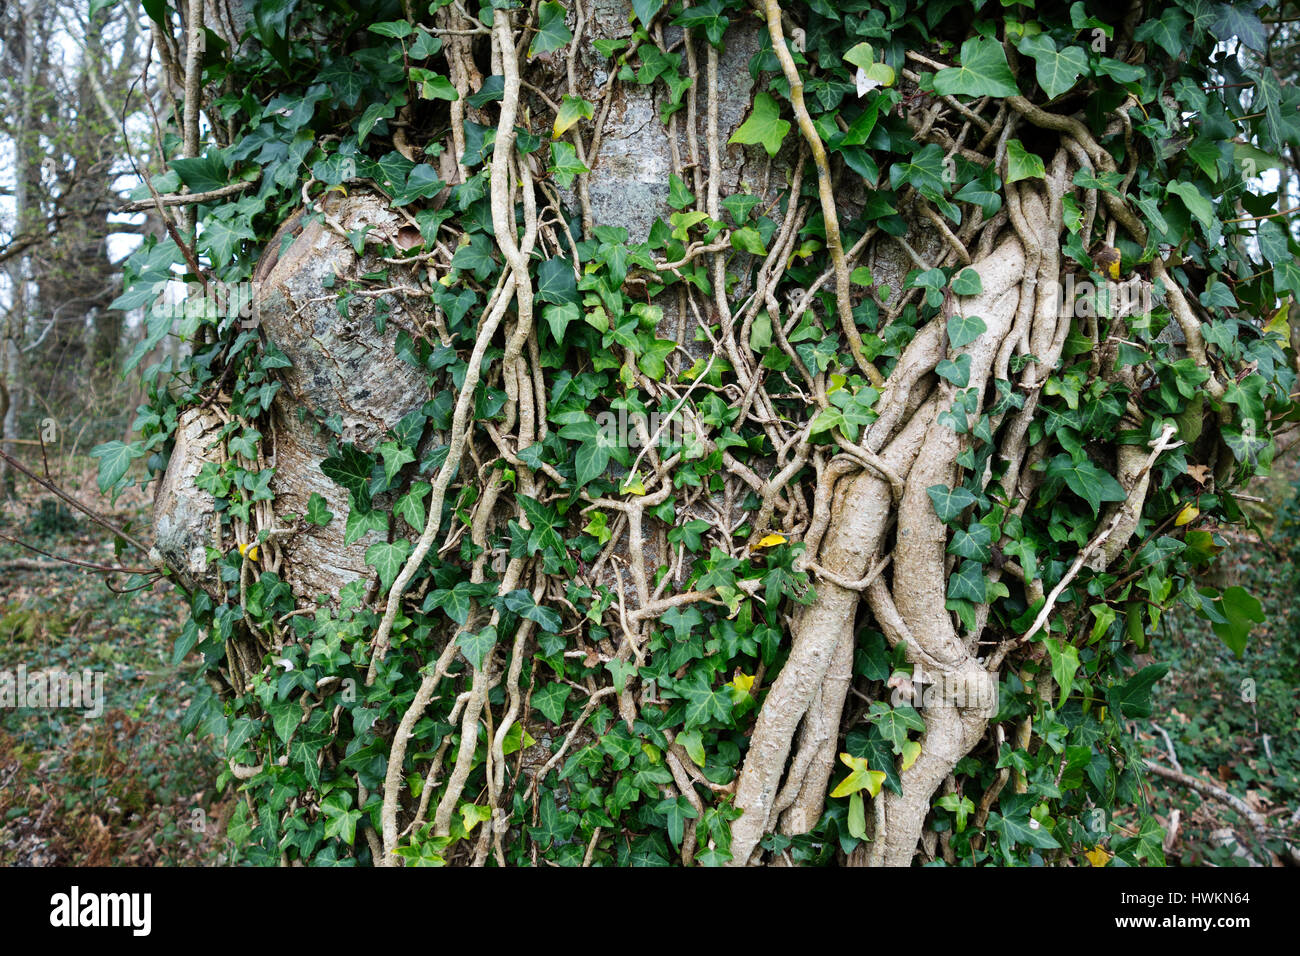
0 455 1295 866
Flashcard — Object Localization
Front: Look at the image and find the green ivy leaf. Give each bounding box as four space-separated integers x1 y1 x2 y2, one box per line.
91 440 145 494
1017 34 1088 99
864 701 926 754
552 95 594 139
927 484 977 523
304 492 333 527
457 624 498 671
1046 638 1080 702
1006 140 1046 183
936 352 972 387
1166 180 1215 230
365 539 412 592
654 794 699 849
672 0 729 47
729 93 790 158
947 312 987 348
1210 586 1264 657
677 669 733 729
1109 662 1169 718
951 268 983 296
932 36 1019 98
947 559 987 603
533 681 572 723
537 257 579 304
1044 453 1127 516
529 2 573 57
631 0 665 27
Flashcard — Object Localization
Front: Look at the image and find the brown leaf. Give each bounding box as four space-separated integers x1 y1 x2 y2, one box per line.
395 225 423 251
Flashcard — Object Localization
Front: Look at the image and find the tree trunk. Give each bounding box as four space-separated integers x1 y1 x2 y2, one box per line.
141 0 1271 867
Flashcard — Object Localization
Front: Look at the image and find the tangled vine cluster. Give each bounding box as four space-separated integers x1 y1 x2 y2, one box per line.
105 0 1300 865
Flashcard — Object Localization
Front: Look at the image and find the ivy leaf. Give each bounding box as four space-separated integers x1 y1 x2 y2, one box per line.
722 192 760 224
729 93 790 158
672 0 729 47
91 440 145 494
677 669 733 729
394 482 430 532
667 173 695 210
948 521 992 561
947 312 987 348
927 484 977 523
536 257 579 305
457 624 498 671
344 498 388 546
987 809 1061 850
529 2 573 57
1135 8 1189 58
1166 181 1214 230
543 302 581 343
1017 34 1088 100
408 69 457 102
1006 140 1046 183
865 701 926 755
450 233 497 279
730 226 767 256
637 338 678 381
533 682 572 723
304 492 334 527
197 216 256 265
936 352 972 387
631 0 665 27
552 95 594 139
1044 453 1127 516
504 588 563 633
425 581 476 625
829 752 886 799
321 444 376 503
1210 586 1264 657
1109 663 1169 718
947 559 988 603
668 518 712 552
368 20 413 38
932 36 1019 98
889 143 947 199
365 539 411 592
575 438 610 486
655 795 699 849
378 440 415 484
951 268 983 296
1046 638 1081 702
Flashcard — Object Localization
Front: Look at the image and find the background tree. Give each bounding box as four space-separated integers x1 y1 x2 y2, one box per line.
1 0 150 491
110 0 1300 866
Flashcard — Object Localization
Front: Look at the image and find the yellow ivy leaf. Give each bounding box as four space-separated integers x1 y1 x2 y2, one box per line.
238 542 259 562
829 752 886 799
460 803 492 832
751 532 788 550
1084 845 1111 867
1093 245 1122 281
621 473 646 496
1264 302 1289 340
729 671 756 699
1174 503 1200 526
900 739 922 772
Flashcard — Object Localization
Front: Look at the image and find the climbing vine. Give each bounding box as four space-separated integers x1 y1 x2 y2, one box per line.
104 0 1300 866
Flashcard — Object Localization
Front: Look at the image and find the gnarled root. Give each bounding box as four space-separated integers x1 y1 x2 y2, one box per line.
730 227 1033 865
